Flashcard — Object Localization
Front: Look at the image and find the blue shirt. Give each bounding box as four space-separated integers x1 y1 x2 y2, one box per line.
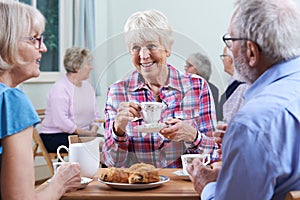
0 83 40 154
202 57 300 200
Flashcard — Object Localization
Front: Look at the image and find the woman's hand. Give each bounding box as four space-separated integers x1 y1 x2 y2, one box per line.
76 128 97 137
51 163 81 193
160 118 197 142
114 102 141 135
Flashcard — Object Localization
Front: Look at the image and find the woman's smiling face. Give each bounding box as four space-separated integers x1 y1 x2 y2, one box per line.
130 41 169 79
11 31 47 84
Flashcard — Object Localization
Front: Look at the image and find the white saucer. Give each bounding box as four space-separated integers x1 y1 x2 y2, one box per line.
172 170 190 181
134 123 166 133
47 177 93 189
79 177 93 189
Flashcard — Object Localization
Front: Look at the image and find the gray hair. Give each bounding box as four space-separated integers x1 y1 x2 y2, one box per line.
0 1 45 71
63 47 93 73
232 0 300 63
187 52 211 81
124 9 174 53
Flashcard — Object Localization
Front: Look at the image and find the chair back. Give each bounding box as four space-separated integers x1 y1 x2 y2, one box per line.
286 191 300 200
32 109 68 175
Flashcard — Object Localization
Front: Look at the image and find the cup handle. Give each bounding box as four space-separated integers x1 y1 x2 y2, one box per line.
202 155 211 166
56 145 69 162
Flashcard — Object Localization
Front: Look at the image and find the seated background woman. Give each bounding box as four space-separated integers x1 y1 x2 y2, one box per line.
40 47 101 153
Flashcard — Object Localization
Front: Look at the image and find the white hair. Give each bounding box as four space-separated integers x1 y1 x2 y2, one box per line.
233 0 300 62
124 9 174 52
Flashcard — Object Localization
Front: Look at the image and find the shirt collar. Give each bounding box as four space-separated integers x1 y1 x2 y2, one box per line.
127 64 183 92
245 56 300 101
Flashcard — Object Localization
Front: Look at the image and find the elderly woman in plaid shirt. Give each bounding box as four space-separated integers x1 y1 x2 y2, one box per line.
102 9 221 168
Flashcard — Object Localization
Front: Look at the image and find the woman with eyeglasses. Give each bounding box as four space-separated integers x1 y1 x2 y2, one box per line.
102 9 220 168
0 1 81 199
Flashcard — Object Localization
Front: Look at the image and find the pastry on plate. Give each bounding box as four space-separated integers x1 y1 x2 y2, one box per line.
127 163 160 184
100 163 160 184
100 167 129 183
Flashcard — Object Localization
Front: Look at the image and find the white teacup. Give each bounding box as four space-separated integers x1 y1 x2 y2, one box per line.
181 154 210 175
140 102 166 124
52 161 79 174
57 138 101 178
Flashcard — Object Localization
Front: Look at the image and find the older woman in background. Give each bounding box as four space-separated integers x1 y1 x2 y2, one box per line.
40 47 101 153
0 1 80 199
184 52 219 110
103 9 220 168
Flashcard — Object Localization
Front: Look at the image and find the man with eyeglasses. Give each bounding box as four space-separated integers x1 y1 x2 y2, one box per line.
217 46 249 122
187 0 300 199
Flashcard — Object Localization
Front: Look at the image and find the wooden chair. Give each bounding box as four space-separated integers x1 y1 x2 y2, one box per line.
32 109 68 175
286 191 300 200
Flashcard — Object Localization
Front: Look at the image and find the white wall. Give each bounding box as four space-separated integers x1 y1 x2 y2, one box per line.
23 0 236 115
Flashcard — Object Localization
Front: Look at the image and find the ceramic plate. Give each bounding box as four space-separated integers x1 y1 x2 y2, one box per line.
172 170 190 181
134 123 166 133
98 175 169 190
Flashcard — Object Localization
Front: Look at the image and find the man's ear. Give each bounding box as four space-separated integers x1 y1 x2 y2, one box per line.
246 41 260 67
166 50 171 57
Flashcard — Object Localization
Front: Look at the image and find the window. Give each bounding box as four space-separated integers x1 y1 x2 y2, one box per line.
19 0 59 72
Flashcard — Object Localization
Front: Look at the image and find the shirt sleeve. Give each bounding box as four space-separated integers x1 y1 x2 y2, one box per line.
201 182 216 200
102 83 130 167
214 122 277 200
0 87 40 138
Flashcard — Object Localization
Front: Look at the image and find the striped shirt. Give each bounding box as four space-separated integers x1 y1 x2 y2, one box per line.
103 64 220 168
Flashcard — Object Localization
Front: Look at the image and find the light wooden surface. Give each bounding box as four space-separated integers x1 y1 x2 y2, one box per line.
60 168 199 200
286 191 300 200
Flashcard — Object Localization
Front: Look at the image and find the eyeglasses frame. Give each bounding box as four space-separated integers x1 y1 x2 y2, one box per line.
25 35 43 49
222 33 261 52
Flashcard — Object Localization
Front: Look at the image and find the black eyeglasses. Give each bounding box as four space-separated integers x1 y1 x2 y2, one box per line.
222 33 261 51
25 35 43 49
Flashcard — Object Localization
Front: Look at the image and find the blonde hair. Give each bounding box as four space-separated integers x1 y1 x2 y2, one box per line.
63 47 93 73
0 1 45 71
124 9 174 53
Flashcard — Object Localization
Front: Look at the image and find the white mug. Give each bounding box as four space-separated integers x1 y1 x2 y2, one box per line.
181 154 210 175
57 138 101 178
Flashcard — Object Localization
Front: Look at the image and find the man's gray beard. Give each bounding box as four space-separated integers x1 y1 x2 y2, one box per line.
233 50 257 84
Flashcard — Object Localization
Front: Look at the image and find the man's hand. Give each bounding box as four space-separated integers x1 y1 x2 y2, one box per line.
186 158 221 195
213 122 227 154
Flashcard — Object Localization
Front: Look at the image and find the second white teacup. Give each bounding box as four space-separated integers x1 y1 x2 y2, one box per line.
181 154 210 175
140 102 166 124
53 161 79 174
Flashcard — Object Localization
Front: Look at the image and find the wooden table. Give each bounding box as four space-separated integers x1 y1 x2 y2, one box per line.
60 168 199 200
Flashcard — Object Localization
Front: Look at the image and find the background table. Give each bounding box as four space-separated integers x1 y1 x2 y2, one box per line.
61 168 199 200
